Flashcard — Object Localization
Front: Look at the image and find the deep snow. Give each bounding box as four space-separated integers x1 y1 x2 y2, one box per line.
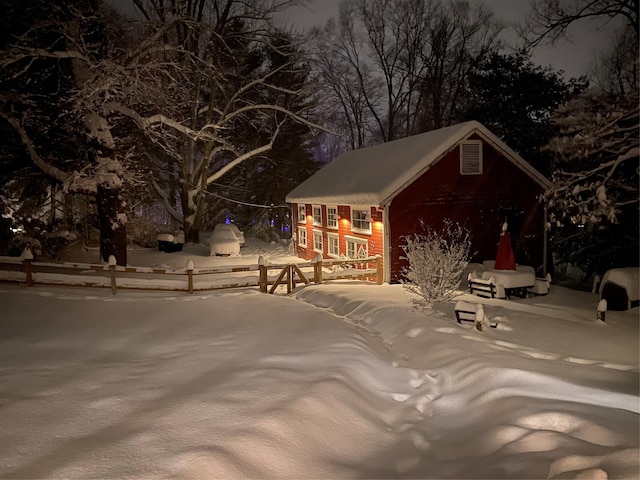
0 240 638 479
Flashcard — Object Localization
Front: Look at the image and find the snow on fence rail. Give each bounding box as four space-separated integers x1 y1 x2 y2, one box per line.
0 251 382 295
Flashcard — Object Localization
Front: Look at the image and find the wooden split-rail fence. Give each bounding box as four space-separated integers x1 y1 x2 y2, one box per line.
0 250 382 295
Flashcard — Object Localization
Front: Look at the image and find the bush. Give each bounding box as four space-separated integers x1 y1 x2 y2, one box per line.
401 221 472 306
250 221 281 243
127 215 161 248
8 234 42 257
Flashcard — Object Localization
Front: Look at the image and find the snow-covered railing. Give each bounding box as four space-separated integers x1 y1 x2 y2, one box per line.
0 251 383 295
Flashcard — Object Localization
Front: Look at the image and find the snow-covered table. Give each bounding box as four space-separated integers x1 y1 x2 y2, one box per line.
482 269 535 299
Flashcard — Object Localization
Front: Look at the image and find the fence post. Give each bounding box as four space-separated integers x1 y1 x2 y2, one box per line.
186 260 194 294
22 247 34 287
313 253 323 284
287 265 293 293
258 256 267 293
375 255 383 285
108 255 117 295
597 299 607 322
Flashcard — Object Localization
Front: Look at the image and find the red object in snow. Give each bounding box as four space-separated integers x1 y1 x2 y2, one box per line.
495 223 516 270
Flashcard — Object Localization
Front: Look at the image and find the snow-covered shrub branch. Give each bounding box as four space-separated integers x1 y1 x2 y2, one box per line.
545 94 639 226
543 93 639 275
401 221 472 307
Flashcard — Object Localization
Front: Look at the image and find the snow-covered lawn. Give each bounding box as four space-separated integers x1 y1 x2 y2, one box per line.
1 240 638 479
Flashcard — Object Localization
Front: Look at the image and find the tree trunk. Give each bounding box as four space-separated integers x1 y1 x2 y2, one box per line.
97 185 127 265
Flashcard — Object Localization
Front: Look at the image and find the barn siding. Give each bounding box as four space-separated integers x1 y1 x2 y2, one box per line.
388 137 545 282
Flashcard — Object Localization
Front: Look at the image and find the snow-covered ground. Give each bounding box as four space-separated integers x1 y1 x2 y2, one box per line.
1 238 638 479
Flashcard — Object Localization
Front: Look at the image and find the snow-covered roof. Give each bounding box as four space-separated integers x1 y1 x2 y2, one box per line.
286 121 551 206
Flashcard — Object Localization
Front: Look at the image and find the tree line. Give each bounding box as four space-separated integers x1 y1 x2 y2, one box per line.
0 0 637 278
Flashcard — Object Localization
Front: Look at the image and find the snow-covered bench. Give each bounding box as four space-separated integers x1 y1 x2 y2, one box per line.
468 272 496 298
454 301 498 330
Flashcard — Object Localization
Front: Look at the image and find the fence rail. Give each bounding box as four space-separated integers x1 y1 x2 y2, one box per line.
0 250 382 295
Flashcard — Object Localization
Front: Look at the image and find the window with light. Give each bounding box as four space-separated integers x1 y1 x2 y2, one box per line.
351 208 371 233
327 207 338 228
298 204 306 223
327 233 339 257
313 231 323 253
297 227 307 247
346 237 368 258
312 205 322 226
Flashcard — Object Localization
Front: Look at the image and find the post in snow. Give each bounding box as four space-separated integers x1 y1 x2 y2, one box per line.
187 260 194 294
596 299 607 322
108 255 117 295
22 247 34 287
258 256 267 293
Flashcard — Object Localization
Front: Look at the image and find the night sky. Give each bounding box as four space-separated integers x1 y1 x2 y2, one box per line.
283 0 622 80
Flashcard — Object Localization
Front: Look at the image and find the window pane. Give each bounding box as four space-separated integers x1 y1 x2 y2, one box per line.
327 207 337 227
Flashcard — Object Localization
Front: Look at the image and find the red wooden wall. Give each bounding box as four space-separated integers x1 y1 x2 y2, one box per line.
388 136 546 282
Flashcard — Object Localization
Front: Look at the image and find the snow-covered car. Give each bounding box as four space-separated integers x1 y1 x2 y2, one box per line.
213 223 245 246
208 228 240 256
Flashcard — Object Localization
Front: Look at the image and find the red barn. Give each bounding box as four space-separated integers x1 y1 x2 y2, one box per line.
285 121 551 283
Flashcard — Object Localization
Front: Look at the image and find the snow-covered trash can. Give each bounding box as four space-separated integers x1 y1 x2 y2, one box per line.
157 233 184 253
209 228 240 256
599 268 639 311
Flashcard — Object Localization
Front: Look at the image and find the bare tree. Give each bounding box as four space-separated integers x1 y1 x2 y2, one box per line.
2 0 326 263
311 0 502 150
521 0 638 96
127 0 323 244
522 0 638 47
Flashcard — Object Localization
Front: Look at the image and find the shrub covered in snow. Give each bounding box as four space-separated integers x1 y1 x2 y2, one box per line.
8 234 42 257
127 215 161 248
401 221 472 306
43 230 78 260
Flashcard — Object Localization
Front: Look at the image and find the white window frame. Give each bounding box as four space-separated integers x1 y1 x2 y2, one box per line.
312 205 322 226
326 206 338 229
297 204 306 223
345 236 368 259
460 140 483 175
297 226 307 247
351 207 372 234
327 232 340 258
312 230 323 253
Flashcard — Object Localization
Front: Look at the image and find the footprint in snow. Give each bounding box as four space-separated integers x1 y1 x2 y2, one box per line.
396 456 421 474
392 393 411 402
415 396 433 416
405 327 423 338
409 369 439 388
410 431 431 451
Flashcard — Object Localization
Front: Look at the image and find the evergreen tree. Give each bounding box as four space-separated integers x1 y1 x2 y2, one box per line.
463 50 585 176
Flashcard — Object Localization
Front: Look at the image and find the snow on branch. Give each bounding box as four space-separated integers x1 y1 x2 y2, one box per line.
545 95 639 226
206 120 285 185
0 112 68 184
